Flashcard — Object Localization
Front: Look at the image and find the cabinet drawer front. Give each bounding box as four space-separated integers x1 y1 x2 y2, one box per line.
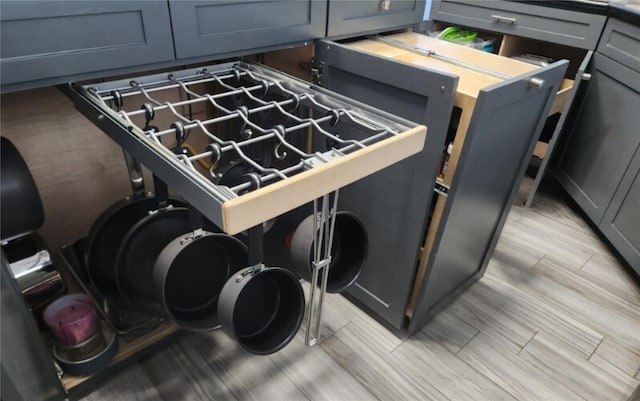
597 18 640 73
0 1 174 90
327 0 426 38
431 0 606 49
170 0 326 59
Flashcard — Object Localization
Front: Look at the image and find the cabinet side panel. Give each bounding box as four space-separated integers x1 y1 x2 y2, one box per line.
1 252 66 401
409 61 568 333
317 41 457 328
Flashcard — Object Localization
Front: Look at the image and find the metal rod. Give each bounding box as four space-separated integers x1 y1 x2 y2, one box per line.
304 189 339 347
370 35 512 80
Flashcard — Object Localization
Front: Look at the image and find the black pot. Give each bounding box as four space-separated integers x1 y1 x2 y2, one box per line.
218 266 304 355
153 232 247 331
290 211 368 293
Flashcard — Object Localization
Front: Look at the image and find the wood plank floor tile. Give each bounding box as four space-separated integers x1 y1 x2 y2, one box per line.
268 332 378 401
447 294 536 353
421 305 479 354
519 332 638 401
457 332 585 401
393 331 518 401
80 364 163 401
491 235 546 270
189 331 309 401
326 292 407 352
141 335 236 401
501 220 592 270
490 256 640 354
532 256 640 321
470 274 603 358
580 255 640 308
323 323 446 401
590 336 640 380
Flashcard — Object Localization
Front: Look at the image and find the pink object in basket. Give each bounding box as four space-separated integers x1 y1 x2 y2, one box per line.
43 293 99 346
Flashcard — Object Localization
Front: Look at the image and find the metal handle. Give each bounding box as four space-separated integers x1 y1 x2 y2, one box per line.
528 78 545 90
379 0 391 11
581 73 592 81
122 150 145 197
491 14 517 24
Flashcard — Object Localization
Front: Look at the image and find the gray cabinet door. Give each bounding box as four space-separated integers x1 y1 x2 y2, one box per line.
170 0 327 60
0 1 174 91
555 54 640 224
315 40 457 329
409 61 568 333
327 0 426 38
600 149 640 272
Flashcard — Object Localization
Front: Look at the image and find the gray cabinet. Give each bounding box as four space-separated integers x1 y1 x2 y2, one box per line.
326 0 426 38
554 17 640 271
0 1 175 92
600 150 640 273
169 0 327 59
316 37 567 331
554 53 640 224
430 0 606 49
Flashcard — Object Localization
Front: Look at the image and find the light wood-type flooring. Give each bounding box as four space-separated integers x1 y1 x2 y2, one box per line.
81 179 640 401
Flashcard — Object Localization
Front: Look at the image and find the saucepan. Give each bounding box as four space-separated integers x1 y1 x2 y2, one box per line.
289 211 368 293
217 264 305 355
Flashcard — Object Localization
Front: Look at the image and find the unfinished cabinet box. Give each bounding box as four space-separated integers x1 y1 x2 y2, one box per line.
430 0 605 208
0 1 175 92
316 33 567 331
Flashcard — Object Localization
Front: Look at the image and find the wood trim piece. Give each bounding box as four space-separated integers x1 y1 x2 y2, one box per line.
222 125 427 234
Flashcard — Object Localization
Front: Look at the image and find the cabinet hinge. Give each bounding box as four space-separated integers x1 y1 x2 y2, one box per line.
434 181 450 197
299 58 324 85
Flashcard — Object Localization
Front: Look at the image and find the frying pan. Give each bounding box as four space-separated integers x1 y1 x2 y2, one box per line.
218 265 304 355
0 137 44 241
114 175 191 312
290 211 368 293
84 153 184 297
152 230 248 331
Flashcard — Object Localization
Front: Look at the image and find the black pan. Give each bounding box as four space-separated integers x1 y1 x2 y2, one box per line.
114 176 191 312
84 154 185 297
289 211 368 293
152 232 247 331
218 265 304 355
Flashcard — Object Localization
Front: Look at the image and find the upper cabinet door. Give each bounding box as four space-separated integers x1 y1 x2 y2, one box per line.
327 0 426 38
170 0 327 59
0 1 175 92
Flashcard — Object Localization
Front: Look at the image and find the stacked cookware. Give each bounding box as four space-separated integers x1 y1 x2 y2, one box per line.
85 152 368 355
